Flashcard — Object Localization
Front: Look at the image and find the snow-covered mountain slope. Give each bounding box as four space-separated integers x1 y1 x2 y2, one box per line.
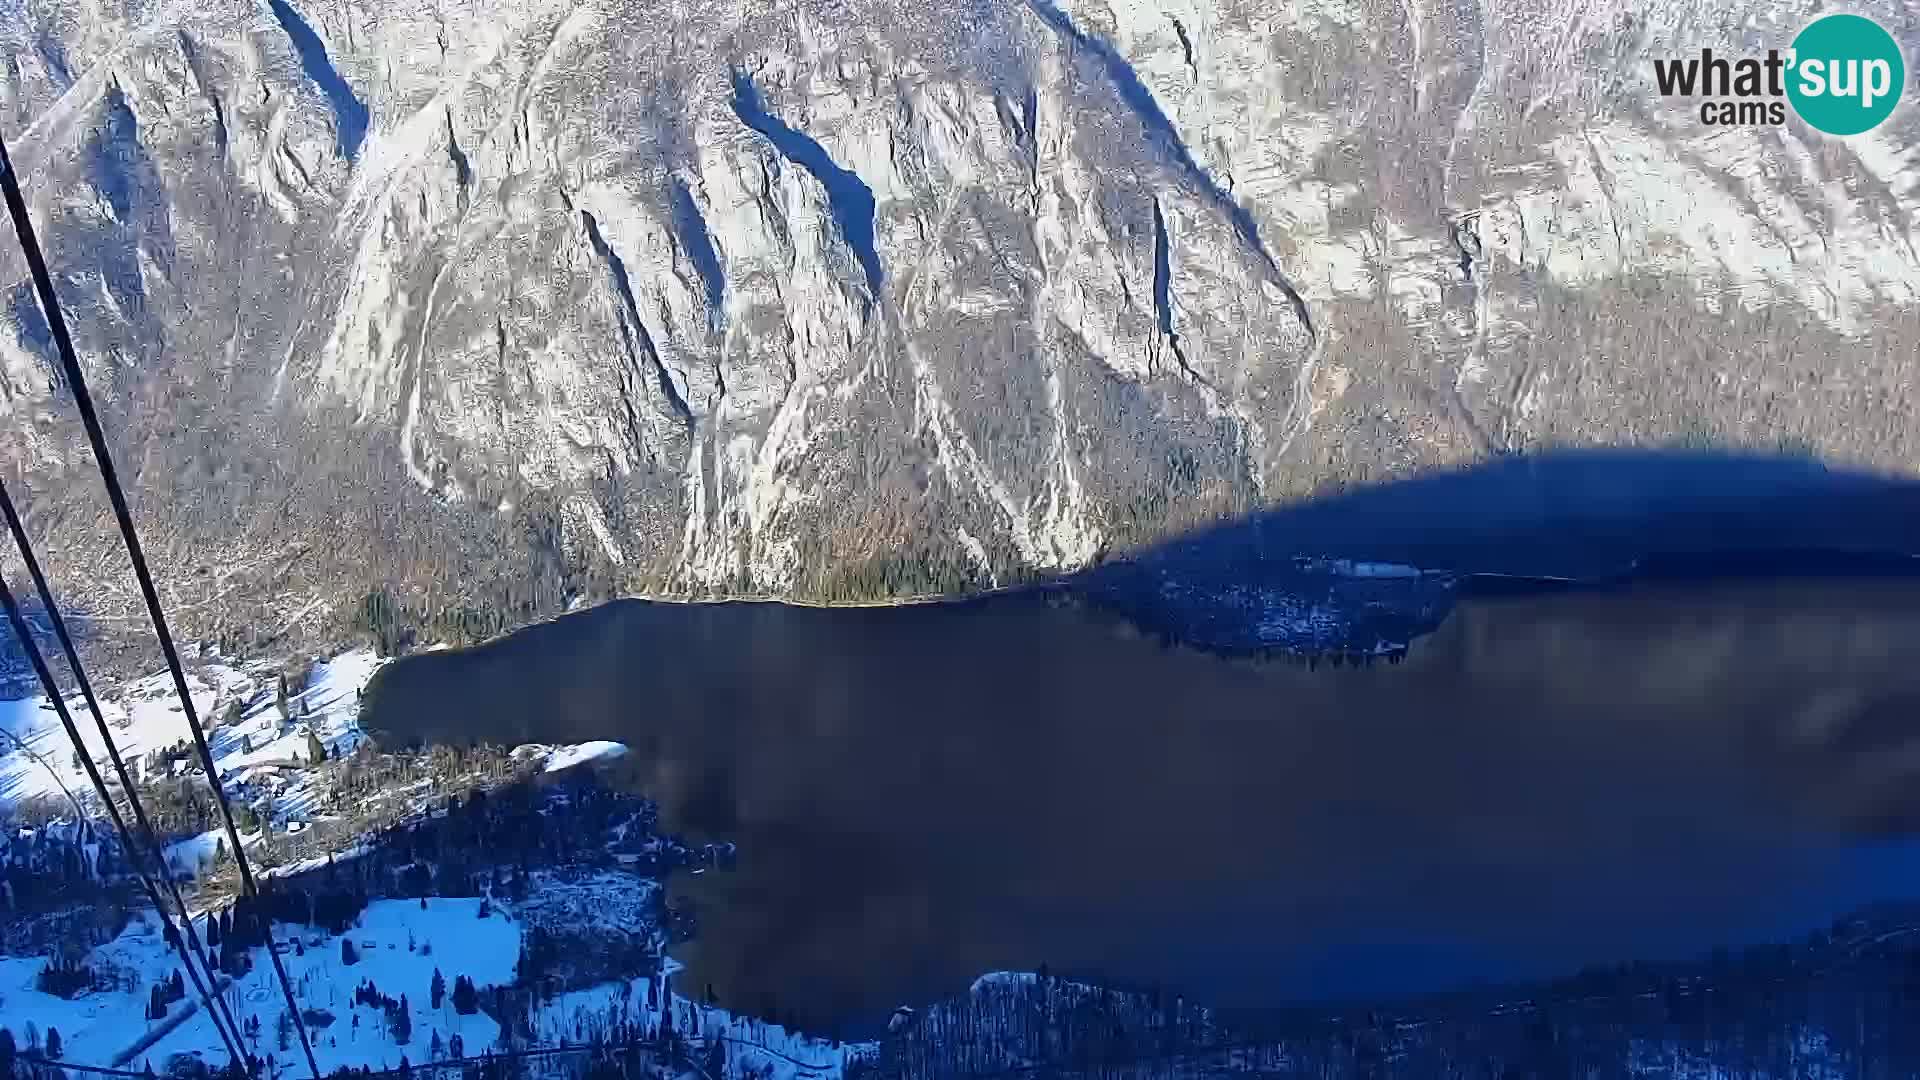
1 0 1917 649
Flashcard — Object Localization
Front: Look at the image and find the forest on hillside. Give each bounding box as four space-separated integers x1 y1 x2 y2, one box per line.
13 765 1920 1079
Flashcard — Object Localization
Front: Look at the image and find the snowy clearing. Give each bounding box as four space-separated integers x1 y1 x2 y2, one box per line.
0 650 383 813
2 646 633 831
1 892 865 1080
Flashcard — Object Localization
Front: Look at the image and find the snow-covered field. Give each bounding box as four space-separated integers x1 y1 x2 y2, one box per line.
0 650 383 813
3 897 515 1072
163 830 230 877
0 647 630 830
0 892 864 1079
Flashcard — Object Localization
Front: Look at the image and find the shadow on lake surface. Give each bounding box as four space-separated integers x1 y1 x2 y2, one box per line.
1079 448 1920 651
363 453 1920 1035
1096 448 1920 576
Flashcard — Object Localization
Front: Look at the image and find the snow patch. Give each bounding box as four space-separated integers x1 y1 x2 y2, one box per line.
18 887 861 1080
538 741 629 774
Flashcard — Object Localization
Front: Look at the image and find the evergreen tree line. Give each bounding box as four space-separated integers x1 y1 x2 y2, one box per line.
851 922 1920 1079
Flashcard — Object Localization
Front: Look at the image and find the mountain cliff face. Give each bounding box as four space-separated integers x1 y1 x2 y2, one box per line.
1 0 1917 652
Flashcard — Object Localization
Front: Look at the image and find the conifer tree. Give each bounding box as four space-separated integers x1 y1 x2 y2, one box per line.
453 975 479 1015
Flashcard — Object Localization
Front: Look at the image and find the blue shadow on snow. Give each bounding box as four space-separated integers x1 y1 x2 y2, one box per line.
729 72 883 296
266 0 371 160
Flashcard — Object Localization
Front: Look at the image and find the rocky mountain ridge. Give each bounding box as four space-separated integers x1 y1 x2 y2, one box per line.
0 0 1916 659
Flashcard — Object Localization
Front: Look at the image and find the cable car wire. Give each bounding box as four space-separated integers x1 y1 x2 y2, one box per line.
0 133 321 1079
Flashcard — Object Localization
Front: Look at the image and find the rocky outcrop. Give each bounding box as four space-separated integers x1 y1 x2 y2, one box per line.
0 0 1916 650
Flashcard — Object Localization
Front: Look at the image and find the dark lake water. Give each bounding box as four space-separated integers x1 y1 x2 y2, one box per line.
363 580 1920 1035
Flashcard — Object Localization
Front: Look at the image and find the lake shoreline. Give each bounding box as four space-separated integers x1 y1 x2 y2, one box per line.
365 574 1920 1032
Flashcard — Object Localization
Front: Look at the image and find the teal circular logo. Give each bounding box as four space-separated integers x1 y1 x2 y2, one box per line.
1787 14 1906 135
